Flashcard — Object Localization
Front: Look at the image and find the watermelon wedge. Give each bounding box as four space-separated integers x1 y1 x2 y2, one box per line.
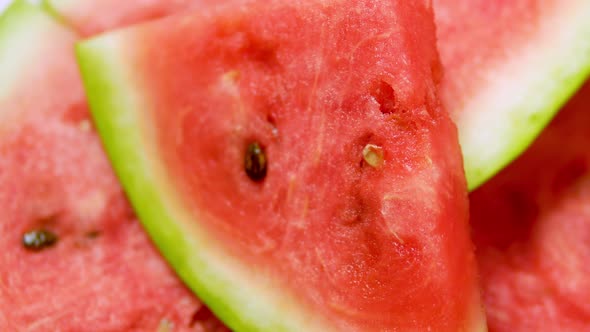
470 80 590 331
76 1 485 331
0 2 226 330
434 0 590 188
46 0 590 189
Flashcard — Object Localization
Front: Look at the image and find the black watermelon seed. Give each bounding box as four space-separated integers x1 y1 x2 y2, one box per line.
22 229 58 251
245 142 267 181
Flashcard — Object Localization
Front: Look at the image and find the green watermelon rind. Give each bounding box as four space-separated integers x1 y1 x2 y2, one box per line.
40 0 68 23
460 2 590 189
76 36 332 332
41 0 87 28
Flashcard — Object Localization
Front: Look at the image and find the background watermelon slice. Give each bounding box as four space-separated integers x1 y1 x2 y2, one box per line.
45 0 590 189
76 1 485 331
0 2 227 330
470 80 590 331
434 0 590 188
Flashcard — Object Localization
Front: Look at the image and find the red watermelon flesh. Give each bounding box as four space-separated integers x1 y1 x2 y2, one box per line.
77 0 485 330
47 0 590 190
0 2 227 331
435 0 561 115
470 81 590 332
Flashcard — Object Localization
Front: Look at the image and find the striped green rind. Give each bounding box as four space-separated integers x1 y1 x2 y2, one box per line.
76 34 331 332
461 1 590 189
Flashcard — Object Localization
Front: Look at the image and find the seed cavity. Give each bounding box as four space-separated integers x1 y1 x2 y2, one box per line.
189 306 215 328
266 113 279 138
241 36 279 68
85 230 101 239
22 229 58 251
245 141 267 181
371 80 397 114
362 144 384 168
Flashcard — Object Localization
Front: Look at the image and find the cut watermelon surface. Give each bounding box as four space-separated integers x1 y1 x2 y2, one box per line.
434 0 590 188
46 0 590 190
77 1 485 331
470 81 590 332
0 2 227 331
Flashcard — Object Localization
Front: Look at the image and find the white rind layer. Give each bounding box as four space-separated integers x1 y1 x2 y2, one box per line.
457 1 590 189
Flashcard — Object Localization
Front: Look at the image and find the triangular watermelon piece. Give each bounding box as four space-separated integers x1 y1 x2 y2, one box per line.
434 0 590 189
470 80 590 331
46 0 590 189
76 1 485 331
0 2 225 330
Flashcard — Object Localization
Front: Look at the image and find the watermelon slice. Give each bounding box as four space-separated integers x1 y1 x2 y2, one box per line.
76 1 485 331
46 0 590 189
470 81 590 331
0 2 226 330
434 0 590 189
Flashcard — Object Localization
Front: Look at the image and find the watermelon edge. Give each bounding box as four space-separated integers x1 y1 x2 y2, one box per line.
460 1 590 190
76 33 335 332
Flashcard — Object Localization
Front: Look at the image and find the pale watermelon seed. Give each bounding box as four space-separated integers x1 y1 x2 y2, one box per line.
363 144 384 168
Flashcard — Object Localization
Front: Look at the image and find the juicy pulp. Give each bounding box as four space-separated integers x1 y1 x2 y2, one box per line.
0 2 226 330
470 81 590 331
77 0 485 331
46 0 590 189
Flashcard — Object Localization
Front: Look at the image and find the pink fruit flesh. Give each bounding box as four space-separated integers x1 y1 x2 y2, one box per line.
471 82 590 332
0 6 227 332
101 1 482 330
433 0 561 116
